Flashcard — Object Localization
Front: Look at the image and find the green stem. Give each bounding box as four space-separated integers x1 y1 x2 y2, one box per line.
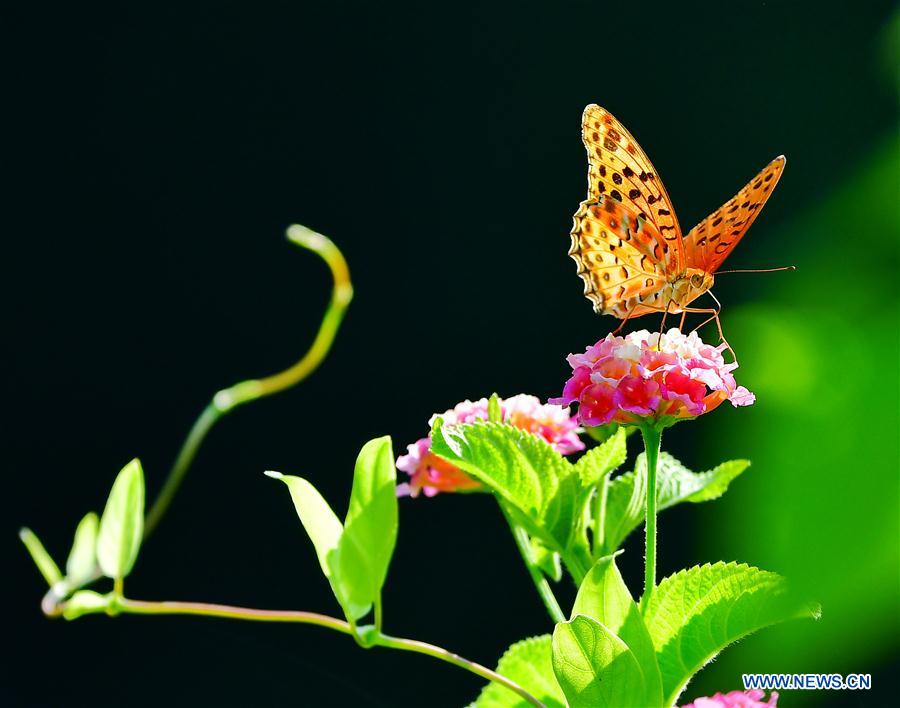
376 633 545 707
499 503 565 624
143 225 353 538
374 597 384 633
119 597 354 629
592 475 610 558
115 598 544 707
143 403 219 537
639 425 663 609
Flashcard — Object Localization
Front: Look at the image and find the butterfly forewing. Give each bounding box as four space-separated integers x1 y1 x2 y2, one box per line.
683 156 785 273
570 104 785 321
580 104 684 274
570 196 670 317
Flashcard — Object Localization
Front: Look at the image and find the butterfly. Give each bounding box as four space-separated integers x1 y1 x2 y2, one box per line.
569 104 785 335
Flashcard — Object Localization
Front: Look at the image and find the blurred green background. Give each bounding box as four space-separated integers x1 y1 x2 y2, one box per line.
692 112 900 701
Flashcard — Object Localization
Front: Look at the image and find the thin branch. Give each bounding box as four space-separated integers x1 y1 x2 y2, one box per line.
499 503 566 624
113 598 544 707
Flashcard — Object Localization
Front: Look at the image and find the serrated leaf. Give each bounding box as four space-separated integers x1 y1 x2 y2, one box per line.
552 614 648 708
96 459 145 580
679 459 749 502
571 555 663 706
642 562 821 705
601 453 749 554
268 436 398 624
431 420 580 552
19 527 63 586
66 512 100 587
474 635 565 708
573 429 627 488
62 590 111 620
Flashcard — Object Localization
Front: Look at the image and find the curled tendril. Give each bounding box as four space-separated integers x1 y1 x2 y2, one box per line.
28 225 352 615
143 224 353 536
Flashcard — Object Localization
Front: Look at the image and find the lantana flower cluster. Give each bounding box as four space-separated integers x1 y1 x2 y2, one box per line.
396 394 584 497
681 689 778 708
551 328 755 427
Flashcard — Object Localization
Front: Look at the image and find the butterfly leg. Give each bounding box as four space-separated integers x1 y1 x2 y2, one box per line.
688 309 719 335
687 292 732 351
611 302 641 335
683 303 737 364
657 299 674 346
614 301 737 362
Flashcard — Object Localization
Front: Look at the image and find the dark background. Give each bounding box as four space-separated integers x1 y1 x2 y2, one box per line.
5 1 898 706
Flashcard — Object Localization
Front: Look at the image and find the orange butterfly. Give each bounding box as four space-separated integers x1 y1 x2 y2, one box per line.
569 104 785 338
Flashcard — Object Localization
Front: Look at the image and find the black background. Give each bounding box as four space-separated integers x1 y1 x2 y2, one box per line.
5 1 897 706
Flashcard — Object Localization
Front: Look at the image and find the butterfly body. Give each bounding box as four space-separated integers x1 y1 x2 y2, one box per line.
569 104 784 322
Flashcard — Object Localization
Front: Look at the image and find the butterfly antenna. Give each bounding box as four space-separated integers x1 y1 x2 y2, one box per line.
715 266 796 275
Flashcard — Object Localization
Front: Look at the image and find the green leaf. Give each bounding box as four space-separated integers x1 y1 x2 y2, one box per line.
572 555 663 706
66 512 100 587
19 527 63 586
268 436 399 624
602 453 749 554
474 635 565 708
574 429 627 488
266 471 368 620
431 420 579 552
552 615 648 708
642 562 821 705
96 459 145 580
339 436 398 617
62 590 111 620
488 393 503 423
277 477 342 567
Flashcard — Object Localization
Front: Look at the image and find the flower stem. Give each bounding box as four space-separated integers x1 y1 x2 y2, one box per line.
592 475 609 558
639 425 662 609
499 503 566 624
143 226 352 538
115 598 544 707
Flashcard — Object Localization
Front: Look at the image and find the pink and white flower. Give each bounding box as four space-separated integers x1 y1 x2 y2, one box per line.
551 329 754 427
680 689 778 707
397 394 584 497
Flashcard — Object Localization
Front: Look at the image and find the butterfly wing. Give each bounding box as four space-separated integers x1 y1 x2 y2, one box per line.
570 195 670 318
581 104 684 274
683 155 785 273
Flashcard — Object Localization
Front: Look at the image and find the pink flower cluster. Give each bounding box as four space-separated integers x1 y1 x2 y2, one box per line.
551 329 755 427
396 394 584 497
681 689 778 708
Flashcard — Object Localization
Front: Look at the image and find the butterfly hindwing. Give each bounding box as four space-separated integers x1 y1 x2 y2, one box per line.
683 156 785 273
570 195 669 317
581 104 684 274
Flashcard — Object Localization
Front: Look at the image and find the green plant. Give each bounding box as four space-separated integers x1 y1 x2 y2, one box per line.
20 229 818 707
